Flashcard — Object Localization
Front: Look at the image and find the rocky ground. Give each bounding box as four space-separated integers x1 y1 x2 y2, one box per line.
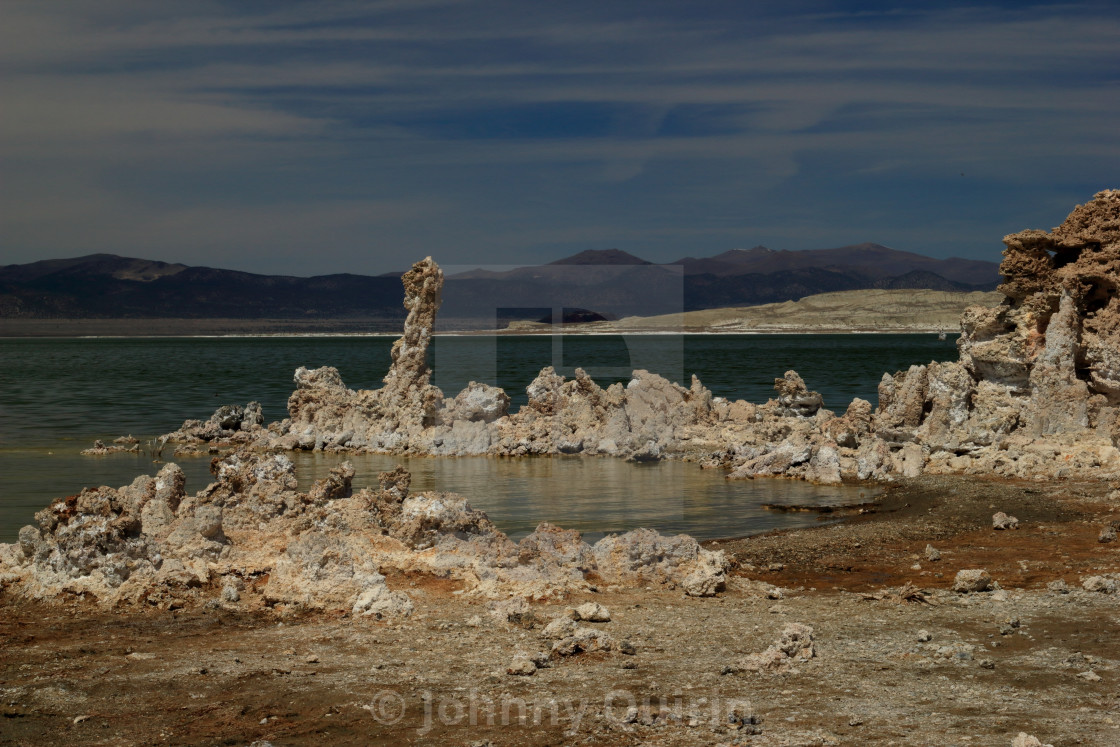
3 474 1119 747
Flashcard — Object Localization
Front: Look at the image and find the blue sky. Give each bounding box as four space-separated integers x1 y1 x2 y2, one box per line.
0 1 1117 275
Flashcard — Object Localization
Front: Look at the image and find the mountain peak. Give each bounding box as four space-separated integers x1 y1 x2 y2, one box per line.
549 249 652 266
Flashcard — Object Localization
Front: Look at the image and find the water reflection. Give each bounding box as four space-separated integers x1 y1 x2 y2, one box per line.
0 449 876 544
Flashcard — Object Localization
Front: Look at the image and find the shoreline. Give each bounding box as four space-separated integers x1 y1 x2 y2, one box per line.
2 473 1113 745
0 325 958 339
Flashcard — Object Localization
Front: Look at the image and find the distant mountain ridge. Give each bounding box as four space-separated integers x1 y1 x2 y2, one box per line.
0 243 1001 324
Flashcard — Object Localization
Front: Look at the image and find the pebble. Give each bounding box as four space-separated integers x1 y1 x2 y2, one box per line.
925 544 941 562
916 630 932 642
1077 670 1102 682
1099 526 1117 543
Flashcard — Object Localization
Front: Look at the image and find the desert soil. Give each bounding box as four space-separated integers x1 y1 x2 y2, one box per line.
3 474 1119 746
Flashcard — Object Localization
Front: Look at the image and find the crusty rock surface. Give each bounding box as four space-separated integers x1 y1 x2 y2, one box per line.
953 569 994 594
0 452 727 611
738 622 816 673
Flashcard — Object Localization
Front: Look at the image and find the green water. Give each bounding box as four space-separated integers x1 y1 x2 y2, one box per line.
0 334 958 542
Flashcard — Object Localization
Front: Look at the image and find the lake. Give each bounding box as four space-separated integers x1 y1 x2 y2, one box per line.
0 333 957 542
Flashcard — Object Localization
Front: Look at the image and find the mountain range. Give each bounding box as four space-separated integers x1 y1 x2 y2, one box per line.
0 244 1001 326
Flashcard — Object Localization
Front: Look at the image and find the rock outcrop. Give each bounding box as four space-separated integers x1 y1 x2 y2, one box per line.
0 451 727 610
153 191 1120 484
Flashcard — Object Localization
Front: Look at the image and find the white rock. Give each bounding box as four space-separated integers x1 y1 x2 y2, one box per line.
574 601 611 622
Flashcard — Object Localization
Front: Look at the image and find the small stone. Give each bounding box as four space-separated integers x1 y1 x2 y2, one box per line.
1077 670 1102 682
992 512 1019 530
911 563 922 571
619 639 637 655
767 563 785 572
1099 526 1116 543
507 655 537 676
848 716 863 726
73 715 90 725
466 614 483 627
925 544 941 562
305 655 319 664
953 569 993 593
574 602 611 622
916 630 932 642
1011 735 1053 747
979 659 995 669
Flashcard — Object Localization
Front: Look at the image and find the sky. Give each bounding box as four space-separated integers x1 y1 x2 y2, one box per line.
0 1 1117 276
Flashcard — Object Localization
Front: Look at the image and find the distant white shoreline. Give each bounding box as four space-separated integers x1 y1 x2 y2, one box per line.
0 329 959 341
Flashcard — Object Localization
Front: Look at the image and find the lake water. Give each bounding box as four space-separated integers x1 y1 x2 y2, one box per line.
0 334 958 542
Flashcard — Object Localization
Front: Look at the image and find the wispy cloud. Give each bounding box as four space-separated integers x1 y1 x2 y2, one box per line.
0 1 1117 272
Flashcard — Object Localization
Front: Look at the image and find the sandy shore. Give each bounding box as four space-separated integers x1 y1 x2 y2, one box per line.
2 474 1117 746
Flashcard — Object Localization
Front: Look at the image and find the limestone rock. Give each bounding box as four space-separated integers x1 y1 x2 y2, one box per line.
773 371 823 417
992 512 1019 530
445 382 510 423
507 655 537 676
738 623 816 673
550 627 616 658
1081 575 1119 594
592 529 728 597
953 569 993 593
574 602 611 622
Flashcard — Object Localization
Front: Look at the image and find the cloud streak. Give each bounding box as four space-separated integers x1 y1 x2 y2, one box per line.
0 1 1117 273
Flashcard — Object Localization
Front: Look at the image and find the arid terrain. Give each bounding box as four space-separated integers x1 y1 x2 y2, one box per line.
2 474 1118 747
507 289 1002 334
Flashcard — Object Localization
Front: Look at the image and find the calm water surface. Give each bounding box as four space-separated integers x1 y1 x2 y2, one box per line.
0 334 957 542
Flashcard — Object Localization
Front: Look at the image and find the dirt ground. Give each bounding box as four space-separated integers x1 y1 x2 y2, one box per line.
3 474 1120 746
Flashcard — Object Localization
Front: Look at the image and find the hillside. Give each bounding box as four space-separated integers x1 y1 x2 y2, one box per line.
0 244 1001 331
506 288 1003 334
